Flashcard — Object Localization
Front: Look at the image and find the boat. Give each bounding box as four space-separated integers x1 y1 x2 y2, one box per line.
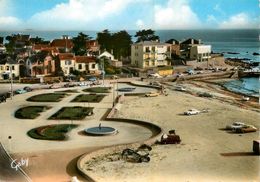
117 87 136 92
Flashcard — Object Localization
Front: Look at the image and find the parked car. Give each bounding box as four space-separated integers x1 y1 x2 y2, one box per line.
23 86 33 92
226 122 245 130
149 81 162 87
15 89 27 94
0 95 7 103
242 96 250 101
145 92 159 97
175 86 186 91
79 82 88 87
148 73 162 78
184 109 200 115
88 77 97 82
232 124 257 133
49 84 63 89
160 130 181 144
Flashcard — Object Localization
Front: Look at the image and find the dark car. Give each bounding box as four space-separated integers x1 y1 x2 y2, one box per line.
24 86 33 92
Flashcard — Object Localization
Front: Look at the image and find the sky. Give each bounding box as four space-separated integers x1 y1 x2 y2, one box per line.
0 0 259 30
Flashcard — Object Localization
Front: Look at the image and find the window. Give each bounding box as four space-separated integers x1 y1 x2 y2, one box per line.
167 46 171 52
12 66 15 70
152 46 155 52
65 60 71 65
145 47 150 52
92 64 96 69
135 46 138 49
0 66 3 70
78 64 82 69
6 66 9 70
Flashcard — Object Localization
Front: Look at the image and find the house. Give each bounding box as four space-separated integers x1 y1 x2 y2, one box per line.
98 51 122 68
98 51 114 61
33 44 59 56
190 45 211 62
59 53 76 76
0 56 20 80
86 40 100 55
131 41 171 69
75 56 100 75
165 39 180 56
26 52 56 77
180 38 211 62
51 35 73 53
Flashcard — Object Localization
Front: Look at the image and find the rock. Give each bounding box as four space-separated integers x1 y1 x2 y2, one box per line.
253 52 260 56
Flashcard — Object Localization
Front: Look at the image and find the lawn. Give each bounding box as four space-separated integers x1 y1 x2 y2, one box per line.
27 93 67 102
83 87 111 93
55 89 79 93
27 124 78 140
49 106 94 120
71 94 105 103
15 106 50 119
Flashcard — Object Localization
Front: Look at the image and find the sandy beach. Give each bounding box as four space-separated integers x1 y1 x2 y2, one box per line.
80 79 260 182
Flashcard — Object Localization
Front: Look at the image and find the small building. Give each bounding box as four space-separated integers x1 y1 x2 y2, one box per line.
26 52 56 77
59 53 76 76
180 38 211 62
190 45 211 62
51 36 73 53
98 51 122 68
0 57 20 80
86 40 100 55
75 56 100 75
165 39 180 56
131 41 171 69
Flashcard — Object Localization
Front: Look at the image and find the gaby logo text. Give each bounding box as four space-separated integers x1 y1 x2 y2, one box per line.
11 158 29 171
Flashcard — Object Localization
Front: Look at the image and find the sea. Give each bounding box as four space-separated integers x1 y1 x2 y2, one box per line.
0 29 259 96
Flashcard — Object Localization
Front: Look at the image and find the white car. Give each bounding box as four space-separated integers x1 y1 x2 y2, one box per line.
184 109 200 115
148 73 162 78
175 86 186 91
226 122 245 130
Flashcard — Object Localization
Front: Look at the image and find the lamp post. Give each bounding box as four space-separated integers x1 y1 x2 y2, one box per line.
10 65 13 100
102 58 105 86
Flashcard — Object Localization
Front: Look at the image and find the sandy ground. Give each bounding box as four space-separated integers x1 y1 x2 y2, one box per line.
83 82 260 182
1 77 259 182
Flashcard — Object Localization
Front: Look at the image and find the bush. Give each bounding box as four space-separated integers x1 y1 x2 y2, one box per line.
27 124 78 140
49 106 94 120
15 106 50 119
27 93 67 102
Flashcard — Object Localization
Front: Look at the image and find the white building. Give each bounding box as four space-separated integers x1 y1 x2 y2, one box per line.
98 51 122 68
131 41 171 69
98 51 115 61
190 45 211 62
0 57 20 80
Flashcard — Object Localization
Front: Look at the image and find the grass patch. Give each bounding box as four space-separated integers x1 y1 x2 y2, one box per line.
71 94 105 103
49 106 94 120
15 106 50 119
83 87 111 93
27 124 78 140
55 89 79 93
27 93 67 102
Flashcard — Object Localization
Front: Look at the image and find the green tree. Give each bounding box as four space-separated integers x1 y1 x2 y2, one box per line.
135 29 159 43
97 29 112 52
72 32 91 56
5 35 16 54
111 30 132 59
